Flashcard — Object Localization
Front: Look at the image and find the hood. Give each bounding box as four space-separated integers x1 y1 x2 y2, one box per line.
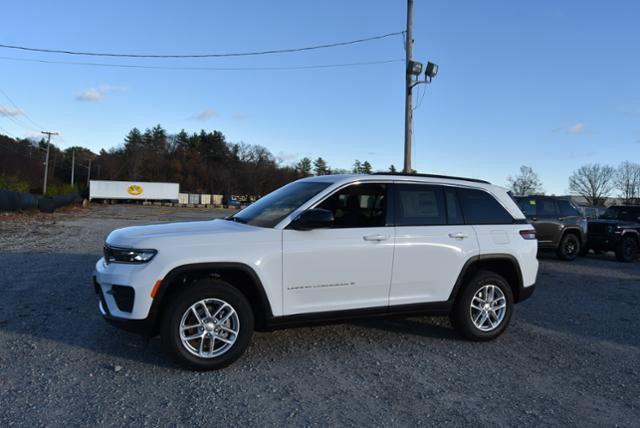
106 218 256 248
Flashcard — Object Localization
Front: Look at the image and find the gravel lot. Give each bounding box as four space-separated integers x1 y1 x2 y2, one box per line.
1 204 639 426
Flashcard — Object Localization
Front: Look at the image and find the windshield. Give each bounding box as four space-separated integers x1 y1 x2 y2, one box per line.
600 206 640 222
230 181 332 228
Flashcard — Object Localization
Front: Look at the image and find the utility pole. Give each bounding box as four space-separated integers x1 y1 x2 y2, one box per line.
402 0 439 174
86 158 92 186
403 0 414 173
70 149 75 186
41 131 59 195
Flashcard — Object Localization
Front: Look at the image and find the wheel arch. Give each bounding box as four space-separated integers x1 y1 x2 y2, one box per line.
448 254 526 304
148 262 274 335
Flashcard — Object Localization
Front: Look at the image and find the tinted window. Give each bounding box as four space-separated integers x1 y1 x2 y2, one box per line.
536 198 557 217
557 200 580 217
317 183 387 228
516 197 536 216
458 189 514 225
445 189 464 225
601 206 640 222
395 184 446 226
233 181 331 228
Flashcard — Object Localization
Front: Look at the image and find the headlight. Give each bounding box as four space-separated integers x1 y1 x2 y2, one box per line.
104 245 157 264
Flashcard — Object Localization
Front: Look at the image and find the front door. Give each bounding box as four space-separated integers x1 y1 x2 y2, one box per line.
282 182 394 315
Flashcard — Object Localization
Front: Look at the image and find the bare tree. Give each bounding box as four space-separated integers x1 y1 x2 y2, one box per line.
569 163 615 206
614 161 640 204
507 165 543 196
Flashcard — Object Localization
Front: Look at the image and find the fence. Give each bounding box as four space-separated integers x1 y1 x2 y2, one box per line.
0 189 80 213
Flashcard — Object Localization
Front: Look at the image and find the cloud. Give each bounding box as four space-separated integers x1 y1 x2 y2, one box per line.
76 84 125 102
567 123 585 134
192 109 220 121
0 106 23 117
276 151 299 163
232 112 248 121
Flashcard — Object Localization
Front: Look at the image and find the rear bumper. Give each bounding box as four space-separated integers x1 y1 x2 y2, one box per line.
94 275 154 336
517 282 536 302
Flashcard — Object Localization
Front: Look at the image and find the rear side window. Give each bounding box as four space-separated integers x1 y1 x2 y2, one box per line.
516 197 536 216
458 189 514 225
445 188 464 225
536 198 557 217
557 200 580 217
394 184 446 226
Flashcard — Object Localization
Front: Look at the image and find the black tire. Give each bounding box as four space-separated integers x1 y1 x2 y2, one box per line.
160 279 254 370
615 235 638 263
450 270 514 341
556 233 580 261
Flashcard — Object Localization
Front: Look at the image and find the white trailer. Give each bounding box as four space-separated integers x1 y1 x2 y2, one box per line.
89 180 179 201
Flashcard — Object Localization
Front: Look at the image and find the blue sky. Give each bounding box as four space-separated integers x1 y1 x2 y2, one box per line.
0 0 638 194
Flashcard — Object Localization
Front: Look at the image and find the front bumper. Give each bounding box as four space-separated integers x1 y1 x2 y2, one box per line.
94 275 154 335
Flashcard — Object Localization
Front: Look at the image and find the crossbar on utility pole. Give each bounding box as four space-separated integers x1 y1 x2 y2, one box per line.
403 0 414 173
41 131 59 195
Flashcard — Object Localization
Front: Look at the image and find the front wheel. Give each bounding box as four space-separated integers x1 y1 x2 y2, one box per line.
557 233 580 261
616 236 638 262
450 271 514 341
160 279 254 370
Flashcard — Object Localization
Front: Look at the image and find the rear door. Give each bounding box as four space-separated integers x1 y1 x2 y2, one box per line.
534 197 561 245
389 184 479 305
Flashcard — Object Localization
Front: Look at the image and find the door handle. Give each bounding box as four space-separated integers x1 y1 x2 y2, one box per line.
363 234 388 242
448 232 469 240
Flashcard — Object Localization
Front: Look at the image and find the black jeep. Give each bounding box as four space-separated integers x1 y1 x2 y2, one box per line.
586 205 640 262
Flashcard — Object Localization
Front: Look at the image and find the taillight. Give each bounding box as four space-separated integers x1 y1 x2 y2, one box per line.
519 229 537 240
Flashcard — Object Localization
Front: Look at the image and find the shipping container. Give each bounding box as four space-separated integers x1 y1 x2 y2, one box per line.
200 194 211 205
212 194 223 206
188 194 200 204
89 180 179 201
178 193 189 204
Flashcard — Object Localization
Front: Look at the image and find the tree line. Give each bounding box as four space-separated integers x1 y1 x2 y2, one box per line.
0 126 391 197
507 162 640 206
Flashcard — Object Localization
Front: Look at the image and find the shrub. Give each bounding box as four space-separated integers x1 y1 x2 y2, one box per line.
0 175 30 192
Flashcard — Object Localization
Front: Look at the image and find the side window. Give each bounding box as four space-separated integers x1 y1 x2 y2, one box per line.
536 198 557 217
516 197 536 216
557 200 579 217
445 188 464 225
394 184 446 226
458 189 514 225
317 183 387 228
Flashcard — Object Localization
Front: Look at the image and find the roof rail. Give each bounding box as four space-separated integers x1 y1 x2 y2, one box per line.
371 172 490 184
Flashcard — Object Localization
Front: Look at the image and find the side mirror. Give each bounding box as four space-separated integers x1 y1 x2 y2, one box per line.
290 208 334 230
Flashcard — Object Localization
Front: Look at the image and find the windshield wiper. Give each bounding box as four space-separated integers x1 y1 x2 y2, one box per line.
226 216 247 224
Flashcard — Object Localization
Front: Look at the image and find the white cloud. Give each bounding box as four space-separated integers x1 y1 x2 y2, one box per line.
76 84 125 102
0 106 23 116
232 112 248 121
193 109 220 121
567 123 585 134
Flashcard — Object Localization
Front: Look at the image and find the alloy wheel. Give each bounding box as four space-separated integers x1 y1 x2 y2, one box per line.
469 285 507 332
179 298 240 358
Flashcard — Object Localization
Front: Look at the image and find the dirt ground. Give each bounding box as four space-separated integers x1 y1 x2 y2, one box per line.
1 204 639 426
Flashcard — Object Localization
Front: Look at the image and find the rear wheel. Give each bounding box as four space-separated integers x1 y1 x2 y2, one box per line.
451 271 513 341
616 236 638 262
160 279 254 370
557 233 580 261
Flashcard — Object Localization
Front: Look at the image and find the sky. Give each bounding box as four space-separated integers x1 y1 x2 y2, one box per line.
0 0 638 195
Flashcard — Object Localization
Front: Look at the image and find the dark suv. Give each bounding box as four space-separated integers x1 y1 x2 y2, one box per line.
586 205 640 262
514 196 587 261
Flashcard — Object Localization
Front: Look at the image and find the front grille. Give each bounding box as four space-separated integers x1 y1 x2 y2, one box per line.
110 285 135 312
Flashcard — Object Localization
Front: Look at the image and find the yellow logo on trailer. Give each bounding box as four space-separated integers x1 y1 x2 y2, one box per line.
127 184 143 196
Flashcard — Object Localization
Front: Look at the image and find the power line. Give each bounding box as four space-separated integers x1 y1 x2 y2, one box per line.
0 31 405 59
0 86 46 130
0 55 404 72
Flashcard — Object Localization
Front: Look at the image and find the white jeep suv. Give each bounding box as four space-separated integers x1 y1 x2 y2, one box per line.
94 173 538 370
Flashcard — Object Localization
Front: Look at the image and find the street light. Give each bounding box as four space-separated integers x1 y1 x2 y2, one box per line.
408 60 423 76
425 62 438 79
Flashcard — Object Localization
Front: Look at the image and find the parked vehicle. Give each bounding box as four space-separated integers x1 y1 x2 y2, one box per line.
514 196 587 261
89 180 179 202
94 173 539 370
586 205 640 262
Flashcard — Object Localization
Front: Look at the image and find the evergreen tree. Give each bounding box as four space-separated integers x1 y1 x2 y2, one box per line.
361 161 372 174
353 160 362 174
313 157 330 176
389 164 397 173
296 157 312 176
